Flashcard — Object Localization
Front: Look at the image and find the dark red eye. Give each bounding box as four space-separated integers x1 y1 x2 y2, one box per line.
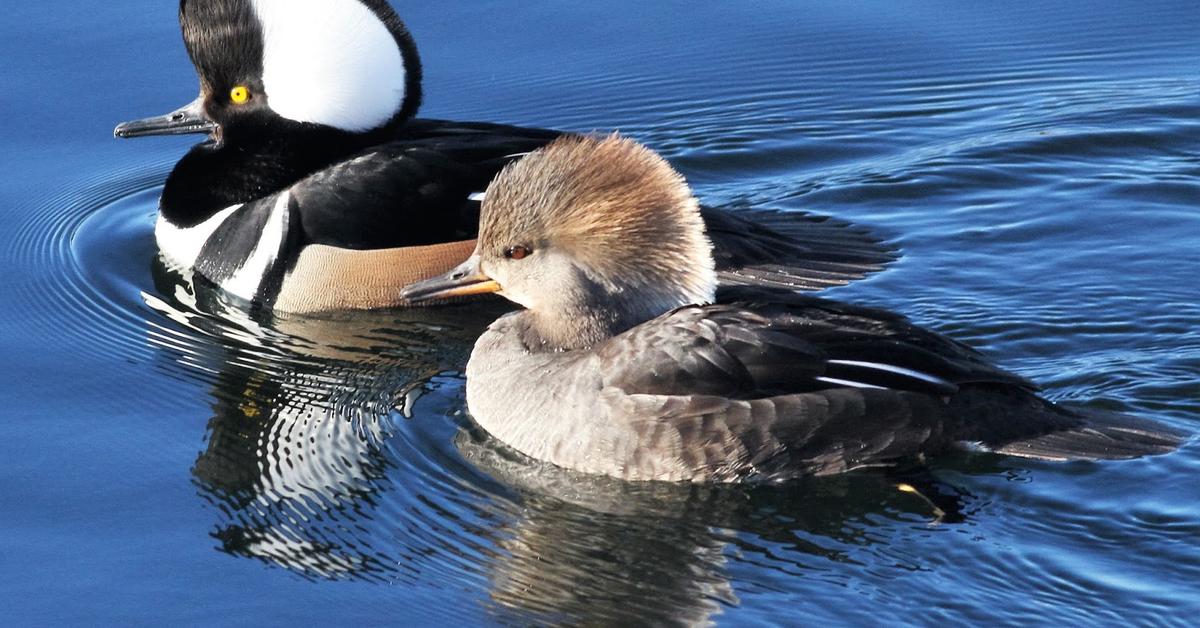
504 245 531 260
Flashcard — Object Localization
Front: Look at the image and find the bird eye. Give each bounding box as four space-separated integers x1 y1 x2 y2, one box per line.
229 86 251 104
504 245 531 260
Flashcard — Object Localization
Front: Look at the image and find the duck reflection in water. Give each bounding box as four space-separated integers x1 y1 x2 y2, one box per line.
457 427 972 625
148 259 500 580
146 257 973 623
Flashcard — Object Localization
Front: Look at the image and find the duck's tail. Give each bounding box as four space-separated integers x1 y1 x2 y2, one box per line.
949 386 1185 461
992 408 1184 461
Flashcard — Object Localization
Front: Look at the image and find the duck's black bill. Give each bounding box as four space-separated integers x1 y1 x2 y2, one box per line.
401 254 500 304
114 97 217 139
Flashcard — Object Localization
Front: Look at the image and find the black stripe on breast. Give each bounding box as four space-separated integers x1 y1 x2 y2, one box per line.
194 193 298 306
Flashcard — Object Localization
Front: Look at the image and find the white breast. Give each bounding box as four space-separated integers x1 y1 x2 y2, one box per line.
155 204 241 271
154 193 291 303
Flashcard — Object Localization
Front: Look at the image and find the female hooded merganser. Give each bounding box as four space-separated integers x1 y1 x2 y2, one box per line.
115 0 897 313
402 135 1183 482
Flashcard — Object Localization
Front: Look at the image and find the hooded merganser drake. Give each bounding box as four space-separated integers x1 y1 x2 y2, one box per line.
402 135 1184 482
114 0 897 313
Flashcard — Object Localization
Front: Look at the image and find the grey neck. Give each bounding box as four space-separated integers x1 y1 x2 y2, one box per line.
519 289 686 352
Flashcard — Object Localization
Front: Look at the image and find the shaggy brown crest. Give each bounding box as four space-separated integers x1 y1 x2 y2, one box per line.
479 134 716 304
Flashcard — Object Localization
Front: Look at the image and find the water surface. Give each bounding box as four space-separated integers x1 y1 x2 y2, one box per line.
2 1 1198 625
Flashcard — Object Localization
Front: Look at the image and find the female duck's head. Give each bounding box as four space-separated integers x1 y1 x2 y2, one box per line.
403 135 717 349
115 0 421 141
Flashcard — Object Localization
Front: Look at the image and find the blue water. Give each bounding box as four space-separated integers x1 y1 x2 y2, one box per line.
2 1 1198 625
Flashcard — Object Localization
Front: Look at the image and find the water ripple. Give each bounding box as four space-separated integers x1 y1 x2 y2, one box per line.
5 0 1198 622
8 161 169 366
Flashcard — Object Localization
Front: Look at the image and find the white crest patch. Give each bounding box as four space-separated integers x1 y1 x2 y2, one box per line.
251 0 407 132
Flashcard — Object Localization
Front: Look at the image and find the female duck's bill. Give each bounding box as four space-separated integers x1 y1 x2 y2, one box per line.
402 135 1183 483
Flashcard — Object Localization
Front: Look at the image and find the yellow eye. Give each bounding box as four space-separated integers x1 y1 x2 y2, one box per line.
229 86 251 104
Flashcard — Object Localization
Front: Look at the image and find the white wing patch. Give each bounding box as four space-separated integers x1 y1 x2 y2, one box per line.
814 376 887 390
155 204 242 270
251 0 407 132
825 359 954 388
467 191 486 202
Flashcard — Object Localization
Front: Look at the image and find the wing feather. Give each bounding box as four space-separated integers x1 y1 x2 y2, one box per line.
592 294 1041 479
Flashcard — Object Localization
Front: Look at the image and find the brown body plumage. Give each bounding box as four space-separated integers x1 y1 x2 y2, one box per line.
402 135 1183 482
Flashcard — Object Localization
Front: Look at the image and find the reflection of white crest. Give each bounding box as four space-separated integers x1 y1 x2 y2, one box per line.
258 374 393 502
227 379 395 579
252 0 408 131
140 274 478 581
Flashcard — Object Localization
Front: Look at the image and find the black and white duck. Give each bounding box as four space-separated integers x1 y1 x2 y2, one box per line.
115 0 895 312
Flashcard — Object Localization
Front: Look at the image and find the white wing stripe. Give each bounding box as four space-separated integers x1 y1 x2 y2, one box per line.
826 359 953 387
815 376 887 390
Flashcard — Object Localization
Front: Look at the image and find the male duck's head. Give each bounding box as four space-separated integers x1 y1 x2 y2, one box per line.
403 135 717 349
115 0 421 142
